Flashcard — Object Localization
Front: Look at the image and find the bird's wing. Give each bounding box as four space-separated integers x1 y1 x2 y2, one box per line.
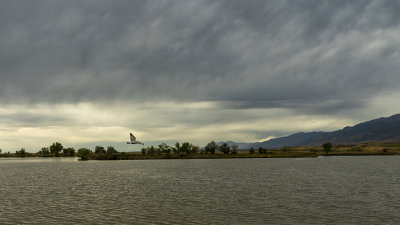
130 133 136 141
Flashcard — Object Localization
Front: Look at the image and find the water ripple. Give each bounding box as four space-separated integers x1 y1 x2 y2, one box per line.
1 157 400 224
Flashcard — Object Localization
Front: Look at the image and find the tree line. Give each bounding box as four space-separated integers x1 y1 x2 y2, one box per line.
141 141 240 155
2 142 118 159
1 141 336 159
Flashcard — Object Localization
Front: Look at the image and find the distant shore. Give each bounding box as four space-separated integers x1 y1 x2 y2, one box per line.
2 142 400 160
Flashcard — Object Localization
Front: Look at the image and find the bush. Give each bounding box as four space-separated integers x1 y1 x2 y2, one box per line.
77 148 92 160
322 142 333 155
258 147 267 154
95 145 106 154
50 142 63 157
16 148 26 157
249 147 255 154
219 143 230 155
38 147 50 156
107 146 118 154
205 141 217 155
63 147 75 157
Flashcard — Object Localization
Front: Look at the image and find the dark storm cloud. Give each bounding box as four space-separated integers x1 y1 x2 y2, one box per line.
1 0 400 113
0 112 67 127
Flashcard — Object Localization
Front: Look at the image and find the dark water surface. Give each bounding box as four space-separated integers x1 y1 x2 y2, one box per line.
1 156 400 224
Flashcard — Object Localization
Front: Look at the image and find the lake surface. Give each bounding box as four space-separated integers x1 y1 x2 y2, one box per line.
1 156 400 224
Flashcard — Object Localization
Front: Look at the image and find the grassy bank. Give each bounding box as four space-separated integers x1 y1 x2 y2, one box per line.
82 142 400 160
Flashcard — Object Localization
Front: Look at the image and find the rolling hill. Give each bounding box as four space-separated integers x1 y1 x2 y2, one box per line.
220 114 400 149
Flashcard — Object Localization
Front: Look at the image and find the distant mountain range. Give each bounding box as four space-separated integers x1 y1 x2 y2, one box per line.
218 114 400 149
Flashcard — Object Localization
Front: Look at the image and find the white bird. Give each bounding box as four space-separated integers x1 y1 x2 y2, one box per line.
127 132 144 145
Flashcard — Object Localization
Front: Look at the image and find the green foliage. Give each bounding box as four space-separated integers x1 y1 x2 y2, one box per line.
178 142 199 155
172 142 180 155
249 147 255 154
16 148 26 157
141 142 199 156
50 142 63 157
322 142 333 154
94 145 106 154
77 148 92 160
191 145 200 154
148 146 156 154
204 141 217 155
219 143 230 155
141 146 157 155
158 143 171 154
63 147 75 157
106 146 118 154
38 147 50 156
155 146 162 155
258 147 267 154
181 142 191 155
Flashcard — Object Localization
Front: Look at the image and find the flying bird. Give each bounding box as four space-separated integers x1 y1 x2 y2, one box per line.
127 132 144 145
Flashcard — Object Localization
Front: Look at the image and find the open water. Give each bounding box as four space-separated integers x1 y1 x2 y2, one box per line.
1 156 400 224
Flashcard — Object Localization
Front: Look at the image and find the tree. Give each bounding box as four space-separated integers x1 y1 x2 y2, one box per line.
147 146 156 155
204 141 217 155
258 147 267 154
155 146 162 155
77 148 92 160
158 143 171 154
181 142 192 155
219 143 230 155
141 148 146 155
50 142 63 157
231 144 238 154
38 147 50 156
63 147 75 157
172 142 180 155
107 146 118 154
322 142 333 155
94 145 106 154
0 148 2 154
249 147 255 154
191 145 200 154
16 148 26 157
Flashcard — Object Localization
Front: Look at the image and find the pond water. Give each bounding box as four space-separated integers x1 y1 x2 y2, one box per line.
1 156 399 224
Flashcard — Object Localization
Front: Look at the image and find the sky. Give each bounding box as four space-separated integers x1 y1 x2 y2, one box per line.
1 0 400 152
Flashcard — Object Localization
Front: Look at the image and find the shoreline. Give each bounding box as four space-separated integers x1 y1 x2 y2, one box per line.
2 142 400 160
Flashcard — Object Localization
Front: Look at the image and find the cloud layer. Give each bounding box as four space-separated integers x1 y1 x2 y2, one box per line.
1 0 400 150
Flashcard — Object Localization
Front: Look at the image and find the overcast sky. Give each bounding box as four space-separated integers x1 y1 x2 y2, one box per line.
1 0 400 152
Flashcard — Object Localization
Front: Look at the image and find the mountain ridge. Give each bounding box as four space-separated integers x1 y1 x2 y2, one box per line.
219 114 400 149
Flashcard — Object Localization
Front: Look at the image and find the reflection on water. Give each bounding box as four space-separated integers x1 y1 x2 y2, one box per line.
1 156 400 224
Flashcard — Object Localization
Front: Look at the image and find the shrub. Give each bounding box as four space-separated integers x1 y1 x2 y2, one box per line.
107 146 118 154
322 142 333 155
219 143 230 155
50 142 63 157
205 141 217 155
16 148 26 157
95 145 106 154
77 148 92 160
249 147 255 154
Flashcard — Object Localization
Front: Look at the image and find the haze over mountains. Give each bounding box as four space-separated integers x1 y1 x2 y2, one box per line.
219 114 400 149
